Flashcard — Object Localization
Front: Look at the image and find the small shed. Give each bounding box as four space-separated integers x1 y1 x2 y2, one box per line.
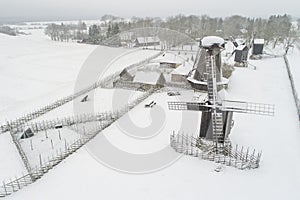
252 39 264 55
133 71 166 90
234 45 249 63
135 36 160 47
20 127 34 139
119 68 134 81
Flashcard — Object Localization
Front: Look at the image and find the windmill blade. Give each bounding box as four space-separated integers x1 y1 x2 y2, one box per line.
168 101 210 111
220 100 275 116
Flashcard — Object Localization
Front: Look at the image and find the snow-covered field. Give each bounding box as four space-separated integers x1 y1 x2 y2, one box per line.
0 132 26 183
0 29 161 185
1 28 300 200
0 29 158 125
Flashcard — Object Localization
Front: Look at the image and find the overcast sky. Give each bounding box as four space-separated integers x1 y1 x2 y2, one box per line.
1 0 300 22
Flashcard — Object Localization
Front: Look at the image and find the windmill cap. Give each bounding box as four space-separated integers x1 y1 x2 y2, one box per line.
201 36 225 48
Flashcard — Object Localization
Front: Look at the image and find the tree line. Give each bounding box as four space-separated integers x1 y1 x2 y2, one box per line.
45 14 298 45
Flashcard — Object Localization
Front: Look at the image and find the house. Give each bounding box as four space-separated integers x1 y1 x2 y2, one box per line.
133 71 166 90
234 45 249 63
134 36 160 47
252 39 264 55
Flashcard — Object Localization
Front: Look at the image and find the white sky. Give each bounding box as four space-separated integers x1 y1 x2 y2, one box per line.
0 0 300 21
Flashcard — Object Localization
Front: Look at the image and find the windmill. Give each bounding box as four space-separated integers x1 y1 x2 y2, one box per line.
187 36 228 91
168 36 275 154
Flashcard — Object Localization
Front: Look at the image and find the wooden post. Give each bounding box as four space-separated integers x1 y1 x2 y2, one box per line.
45 129 48 139
15 176 20 189
51 139 54 149
3 181 7 195
39 154 42 168
10 178 15 192
30 139 33 151
245 147 249 162
58 130 61 140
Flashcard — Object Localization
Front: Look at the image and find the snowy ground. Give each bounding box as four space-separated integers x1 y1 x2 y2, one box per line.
5 56 300 200
0 28 160 186
0 132 25 183
29 88 145 122
19 128 81 168
0 29 158 125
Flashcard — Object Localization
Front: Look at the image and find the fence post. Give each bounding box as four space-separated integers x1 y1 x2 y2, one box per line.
15 176 20 190
58 130 61 140
3 181 7 195
30 139 33 151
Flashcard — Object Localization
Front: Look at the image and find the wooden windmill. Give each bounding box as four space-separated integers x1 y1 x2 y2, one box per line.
168 36 274 153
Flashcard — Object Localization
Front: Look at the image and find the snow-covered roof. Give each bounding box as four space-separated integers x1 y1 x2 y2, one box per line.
171 62 193 76
201 36 225 48
153 53 184 64
236 45 248 51
133 71 162 85
187 77 229 85
136 36 160 44
254 39 265 44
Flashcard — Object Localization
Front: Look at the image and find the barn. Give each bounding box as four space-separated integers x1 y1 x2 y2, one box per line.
133 71 166 90
252 39 264 55
134 36 160 47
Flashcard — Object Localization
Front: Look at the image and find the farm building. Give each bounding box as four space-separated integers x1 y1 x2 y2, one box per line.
252 39 264 55
119 68 134 81
234 45 249 63
133 71 166 90
134 36 160 47
153 53 185 68
171 62 193 82
160 61 181 68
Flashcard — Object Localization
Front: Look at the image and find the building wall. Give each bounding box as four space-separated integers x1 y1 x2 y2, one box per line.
171 74 187 82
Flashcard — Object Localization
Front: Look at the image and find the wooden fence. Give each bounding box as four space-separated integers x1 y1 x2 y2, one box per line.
0 51 163 197
0 88 156 198
170 133 262 170
283 56 300 121
0 51 163 133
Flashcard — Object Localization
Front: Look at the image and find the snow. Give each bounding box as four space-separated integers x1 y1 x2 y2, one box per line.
152 52 185 64
254 39 265 44
171 62 193 75
187 76 229 85
236 45 247 51
0 29 159 125
29 88 144 122
133 71 162 85
201 36 225 48
0 29 96 125
0 132 26 183
1 28 300 200
19 128 81 167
